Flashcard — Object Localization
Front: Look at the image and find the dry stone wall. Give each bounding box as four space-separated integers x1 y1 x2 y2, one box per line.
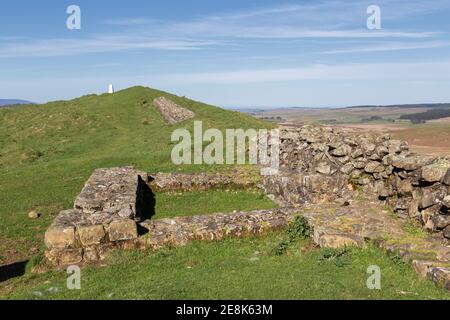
45 167 150 266
262 125 450 242
153 97 195 124
150 172 259 192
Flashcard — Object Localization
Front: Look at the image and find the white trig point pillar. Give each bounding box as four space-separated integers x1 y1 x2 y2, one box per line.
108 84 114 94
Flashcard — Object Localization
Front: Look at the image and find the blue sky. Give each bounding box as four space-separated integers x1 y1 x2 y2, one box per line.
1 0 450 108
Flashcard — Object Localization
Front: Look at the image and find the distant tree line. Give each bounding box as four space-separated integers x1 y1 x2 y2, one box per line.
347 103 450 109
259 116 284 121
399 109 450 124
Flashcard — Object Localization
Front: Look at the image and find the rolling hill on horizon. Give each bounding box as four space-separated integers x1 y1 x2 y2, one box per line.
0 99 34 107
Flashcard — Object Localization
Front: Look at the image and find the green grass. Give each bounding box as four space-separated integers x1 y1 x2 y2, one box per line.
2 235 448 300
155 190 277 219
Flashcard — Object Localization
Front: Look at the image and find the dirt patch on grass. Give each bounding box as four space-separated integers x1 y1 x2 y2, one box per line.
0 237 40 267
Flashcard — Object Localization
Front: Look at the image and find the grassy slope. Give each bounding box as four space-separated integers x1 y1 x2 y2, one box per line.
0 86 273 263
3 236 448 300
0 86 448 299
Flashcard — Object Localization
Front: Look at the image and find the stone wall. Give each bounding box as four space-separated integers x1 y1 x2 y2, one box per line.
150 172 259 192
153 97 195 124
45 167 150 266
137 208 296 250
44 167 288 266
262 125 450 241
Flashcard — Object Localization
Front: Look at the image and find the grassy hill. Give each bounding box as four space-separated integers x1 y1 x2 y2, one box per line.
0 86 274 265
0 87 448 299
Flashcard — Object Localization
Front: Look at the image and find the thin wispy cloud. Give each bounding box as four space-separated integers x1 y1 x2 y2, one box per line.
322 41 450 54
154 61 450 85
1 0 446 58
0 35 217 58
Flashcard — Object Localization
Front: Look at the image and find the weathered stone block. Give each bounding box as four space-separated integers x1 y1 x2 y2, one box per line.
352 158 367 169
420 187 446 209
330 144 352 157
397 179 413 196
388 140 408 154
74 166 149 221
442 195 450 208
374 180 392 198
365 161 385 173
361 141 376 153
412 260 435 278
392 155 434 171
45 248 83 266
77 224 106 246
108 219 138 241
421 162 450 183
430 214 450 231
351 148 363 159
441 168 450 186
315 231 362 249
83 247 100 262
407 199 420 217
45 226 76 249
59 248 83 265
444 225 450 239
428 267 450 290
315 162 331 175
340 162 354 175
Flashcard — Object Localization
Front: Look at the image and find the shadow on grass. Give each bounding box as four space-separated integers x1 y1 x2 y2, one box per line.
0 260 28 282
136 175 157 236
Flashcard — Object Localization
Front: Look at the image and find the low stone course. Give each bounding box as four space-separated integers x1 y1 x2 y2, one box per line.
150 171 259 192
137 208 297 250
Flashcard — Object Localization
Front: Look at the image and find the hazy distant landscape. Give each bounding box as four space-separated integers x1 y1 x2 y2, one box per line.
0 100 34 107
